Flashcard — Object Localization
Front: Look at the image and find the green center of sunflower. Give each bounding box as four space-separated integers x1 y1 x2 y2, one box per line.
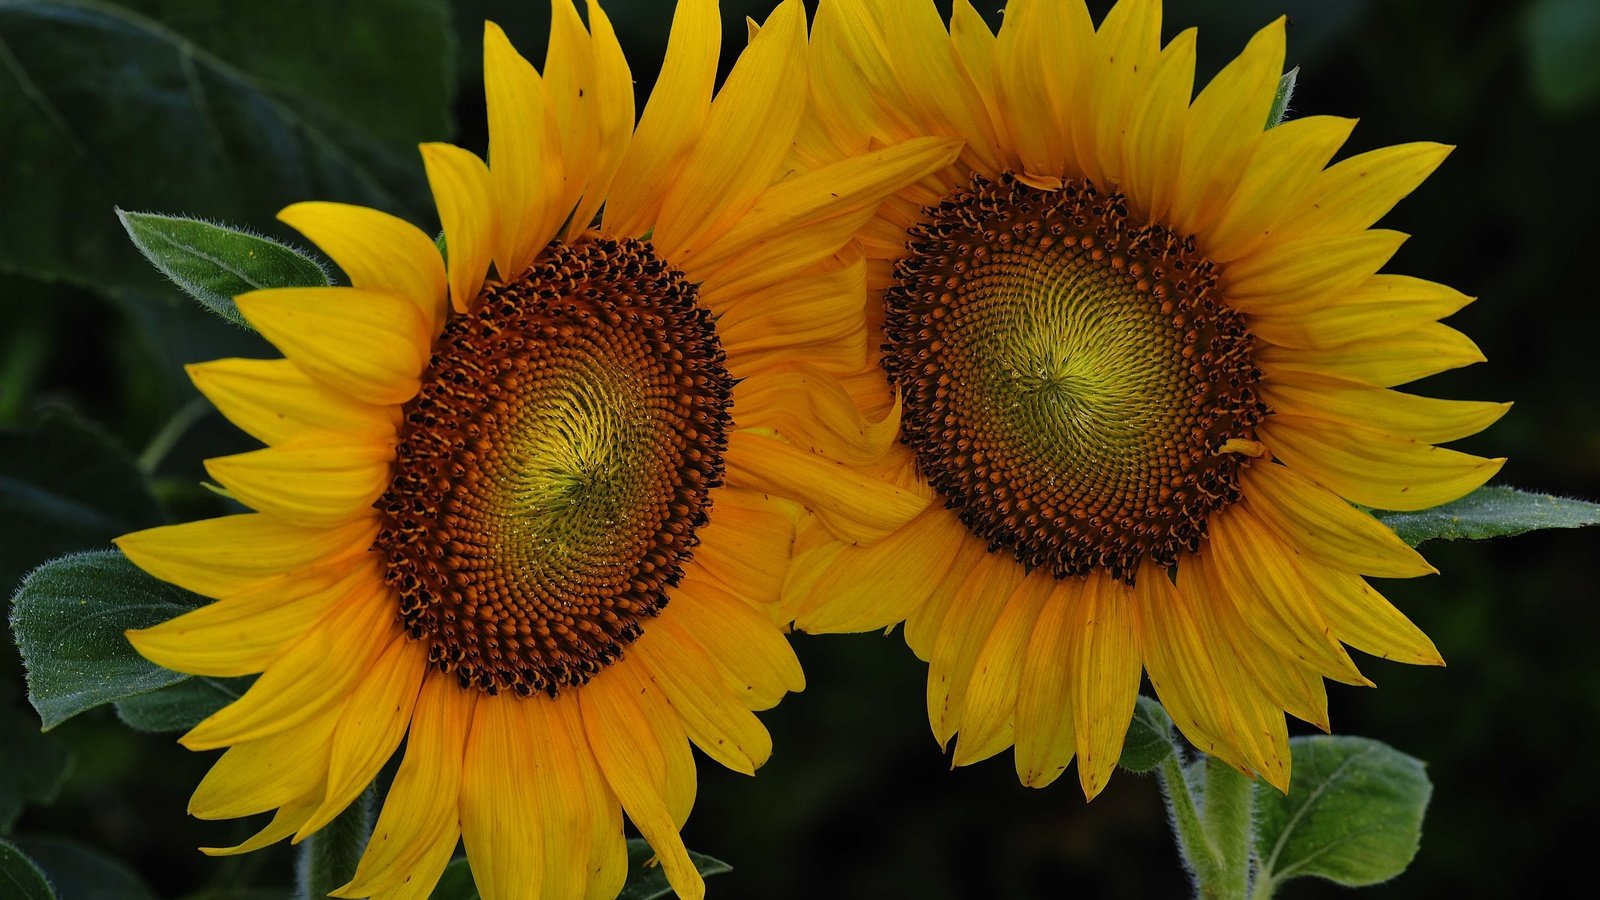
882 174 1266 583
374 237 732 696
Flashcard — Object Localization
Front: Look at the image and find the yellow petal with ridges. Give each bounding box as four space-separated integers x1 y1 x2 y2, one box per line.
725 431 931 545
459 698 545 900
117 513 376 600
204 438 391 528
604 0 718 237
1260 414 1504 511
420 143 495 314
189 703 340 819
735 364 899 469
927 551 1029 747
1242 462 1434 578
698 203 879 302
484 21 563 277
904 536 990 662
336 675 474 899
277 202 446 332
652 0 807 259
1299 562 1444 666
1013 577 1082 788
1122 27 1196 222
582 664 705 900
795 504 970 635
1249 274 1474 350
690 489 799 608
674 570 805 711
234 287 429 405
1271 142 1453 244
953 572 1053 767
600 659 697 828
633 618 772 775
1225 229 1407 310
1205 115 1357 262
545 0 598 228
567 0 634 241
875 0 1003 173
1086 0 1162 184
199 788 320 856
527 698 604 900
1258 321 1485 387
180 584 395 750
297 638 428 840
1260 371 1509 445
1169 17 1285 234
949 0 1000 117
1067 573 1143 800
126 556 378 677
187 358 398 447
1131 563 1243 772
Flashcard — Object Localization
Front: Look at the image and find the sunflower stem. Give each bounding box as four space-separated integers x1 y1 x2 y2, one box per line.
296 785 375 899
1156 753 1255 900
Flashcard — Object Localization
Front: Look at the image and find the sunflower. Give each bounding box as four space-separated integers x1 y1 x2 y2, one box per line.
114 2 959 897
775 0 1508 798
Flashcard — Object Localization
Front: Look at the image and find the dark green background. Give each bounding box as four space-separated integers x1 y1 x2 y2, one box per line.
3 0 1597 897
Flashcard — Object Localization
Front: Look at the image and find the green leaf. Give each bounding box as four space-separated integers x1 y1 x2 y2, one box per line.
113 674 250 732
429 859 479 899
1118 695 1175 773
618 839 732 900
0 839 56 900
9 836 152 900
1523 0 1600 116
9 550 204 730
0 695 73 833
116 210 329 327
1266 66 1299 128
1374 485 1600 546
0 412 161 590
1253 736 1431 895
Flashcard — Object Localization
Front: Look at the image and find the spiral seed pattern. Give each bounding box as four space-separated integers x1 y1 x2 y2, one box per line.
375 237 732 695
883 174 1266 583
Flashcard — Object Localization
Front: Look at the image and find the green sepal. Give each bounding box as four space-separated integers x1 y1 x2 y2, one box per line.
1266 67 1299 128
117 210 330 328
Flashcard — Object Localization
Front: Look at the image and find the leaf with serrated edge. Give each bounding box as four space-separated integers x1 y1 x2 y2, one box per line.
9 550 203 730
1374 485 1600 546
618 838 732 900
0 840 56 900
117 210 329 327
1253 736 1430 893
1118 695 1175 773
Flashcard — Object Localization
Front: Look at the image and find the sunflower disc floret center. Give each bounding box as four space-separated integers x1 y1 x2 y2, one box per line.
883 174 1266 583
374 237 732 696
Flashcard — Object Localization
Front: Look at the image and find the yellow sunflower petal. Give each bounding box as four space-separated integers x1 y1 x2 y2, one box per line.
1298 561 1444 666
1086 0 1162 184
633 620 772 775
604 0 718 237
1242 462 1434 578
528 698 606 900
1260 414 1504 511
199 788 320 856
994 0 1089 178
1248 274 1475 350
1122 27 1197 222
126 557 378 677
234 287 429 405
297 638 429 840
566 0 635 241
1169 16 1285 233
1130 563 1241 770
674 571 805 711
116 513 376 600
792 504 969 634
336 675 474 899
582 664 706 900
953 572 1054 767
718 252 869 368
544 0 600 226
189 703 340 819
1257 321 1485 388
595 659 696 828
459 698 545 900
690 489 799 608
927 551 1029 747
875 0 1003 172
277 202 447 331
1205 115 1357 262
949 0 999 112
484 20 564 277
204 439 391 528
697 203 880 302
1225 230 1408 311
1067 573 1143 800
420 142 496 313
724 431 931 545
1271 142 1454 244
652 0 807 259
1260 370 1509 445
904 536 991 662
180 585 395 750
186 358 398 447
1012 577 1082 788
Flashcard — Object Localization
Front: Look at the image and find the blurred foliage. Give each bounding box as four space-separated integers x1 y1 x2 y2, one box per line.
2 0 1599 897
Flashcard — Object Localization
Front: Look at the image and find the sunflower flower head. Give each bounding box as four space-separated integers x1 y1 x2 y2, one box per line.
780 0 1508 799
113 1 960 897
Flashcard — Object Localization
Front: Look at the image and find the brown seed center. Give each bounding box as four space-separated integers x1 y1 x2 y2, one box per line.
374 237 732 695
882 174 1266 583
